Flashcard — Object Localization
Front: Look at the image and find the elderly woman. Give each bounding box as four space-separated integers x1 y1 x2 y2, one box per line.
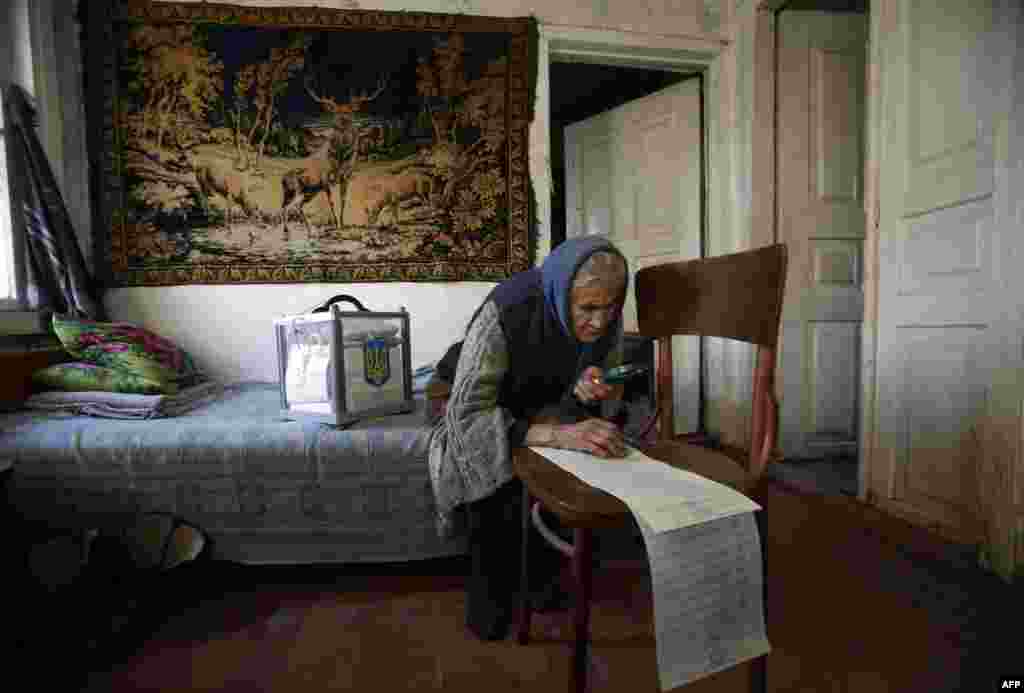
428 235 630 641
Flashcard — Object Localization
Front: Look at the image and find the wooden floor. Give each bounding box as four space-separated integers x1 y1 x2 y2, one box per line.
766 457 859 497
25 478 1014 693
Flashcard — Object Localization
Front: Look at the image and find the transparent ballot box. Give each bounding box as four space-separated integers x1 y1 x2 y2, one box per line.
273 305 413 426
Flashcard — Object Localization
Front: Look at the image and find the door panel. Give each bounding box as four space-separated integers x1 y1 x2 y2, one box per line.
813 47 864 219
898 198 993 299
871 0 1017 540
887 327 988 514
904 1 994 216
808 321 860 447
580 135 614 238
565 76 702 435
566 119 615 240
777 11 867 459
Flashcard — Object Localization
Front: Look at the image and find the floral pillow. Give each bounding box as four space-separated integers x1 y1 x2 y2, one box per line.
50 315 202 394
32 362 170 395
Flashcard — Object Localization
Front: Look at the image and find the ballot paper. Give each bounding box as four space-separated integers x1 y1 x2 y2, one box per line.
527 446 760 532
529 446 771 690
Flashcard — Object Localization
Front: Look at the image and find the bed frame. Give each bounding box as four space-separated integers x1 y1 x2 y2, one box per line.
0 348 68 409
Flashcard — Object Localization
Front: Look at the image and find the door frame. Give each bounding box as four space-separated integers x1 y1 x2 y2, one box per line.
540 28 715 439
562 72 707 434
859 0 880 506
535 25 721 263
536 15 778 448
765 0 877 502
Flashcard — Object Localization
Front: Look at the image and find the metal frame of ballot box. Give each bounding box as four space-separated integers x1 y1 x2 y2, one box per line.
274 305 413 427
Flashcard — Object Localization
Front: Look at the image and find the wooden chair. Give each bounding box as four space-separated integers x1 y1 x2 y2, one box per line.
513 243 787 693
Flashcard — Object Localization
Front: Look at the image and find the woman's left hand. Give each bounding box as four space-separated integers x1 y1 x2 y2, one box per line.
574 366 624 403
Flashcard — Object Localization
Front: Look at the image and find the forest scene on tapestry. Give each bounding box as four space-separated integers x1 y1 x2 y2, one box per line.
106 7 531 284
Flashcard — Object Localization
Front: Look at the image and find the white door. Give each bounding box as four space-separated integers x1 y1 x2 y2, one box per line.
870 0 1021 542
776 11 867 461
565 76 702 435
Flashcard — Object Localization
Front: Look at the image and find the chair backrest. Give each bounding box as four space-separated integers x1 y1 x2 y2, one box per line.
634 244 788 476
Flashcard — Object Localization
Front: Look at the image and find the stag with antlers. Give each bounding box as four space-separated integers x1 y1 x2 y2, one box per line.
305 75 389 165
279 75 390 238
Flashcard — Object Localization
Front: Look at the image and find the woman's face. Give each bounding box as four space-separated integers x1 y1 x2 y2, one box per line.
570 284 622 343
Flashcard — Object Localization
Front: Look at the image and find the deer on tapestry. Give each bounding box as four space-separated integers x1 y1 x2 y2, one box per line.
365 166 436 227
177 147 258 233
279 128 345 238
305 75 389 165
279 76 391 238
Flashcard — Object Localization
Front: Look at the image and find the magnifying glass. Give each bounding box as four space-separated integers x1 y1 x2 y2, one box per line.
599 363 650 384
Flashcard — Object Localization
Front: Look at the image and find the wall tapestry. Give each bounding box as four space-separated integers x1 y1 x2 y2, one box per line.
83 0 536 285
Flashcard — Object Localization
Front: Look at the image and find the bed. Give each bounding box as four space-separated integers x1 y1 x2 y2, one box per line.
0 381 467 564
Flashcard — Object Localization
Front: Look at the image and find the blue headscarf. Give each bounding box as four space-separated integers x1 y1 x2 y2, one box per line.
541 236 629 346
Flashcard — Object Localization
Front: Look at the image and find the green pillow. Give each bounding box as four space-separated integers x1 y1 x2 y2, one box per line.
51 315 201 394
32 362 169 395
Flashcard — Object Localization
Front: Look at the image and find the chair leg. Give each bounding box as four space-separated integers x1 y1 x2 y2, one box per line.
750 509 768 693
750 655 767 693
517 485 533 645
571 527 593 693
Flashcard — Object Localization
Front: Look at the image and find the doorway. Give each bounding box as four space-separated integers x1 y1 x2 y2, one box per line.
767 1 868 499
549 62 706 436
544 10 870 500
548 63 690 250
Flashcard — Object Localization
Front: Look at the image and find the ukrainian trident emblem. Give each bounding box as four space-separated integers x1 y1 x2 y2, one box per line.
363 337 392 387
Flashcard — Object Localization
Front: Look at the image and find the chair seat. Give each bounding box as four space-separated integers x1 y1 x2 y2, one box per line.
513 441 755 530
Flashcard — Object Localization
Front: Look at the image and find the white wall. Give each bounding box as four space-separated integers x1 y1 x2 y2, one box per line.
702 1 766 445
94 0 734 382
12 0 766 449
106 282 493 380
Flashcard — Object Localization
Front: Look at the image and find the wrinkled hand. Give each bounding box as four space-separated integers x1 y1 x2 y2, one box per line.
554 418 627 458
574 366 617 403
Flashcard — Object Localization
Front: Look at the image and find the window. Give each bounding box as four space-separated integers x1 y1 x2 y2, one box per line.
1 0 27 311
0 0 88 334
1 0 50 334
1 0 37 315
0 86 16 307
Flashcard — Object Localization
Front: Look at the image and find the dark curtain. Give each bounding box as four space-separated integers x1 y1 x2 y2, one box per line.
2 82 104 321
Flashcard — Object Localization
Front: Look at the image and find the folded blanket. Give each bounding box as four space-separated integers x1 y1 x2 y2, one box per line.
24 380 226 419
